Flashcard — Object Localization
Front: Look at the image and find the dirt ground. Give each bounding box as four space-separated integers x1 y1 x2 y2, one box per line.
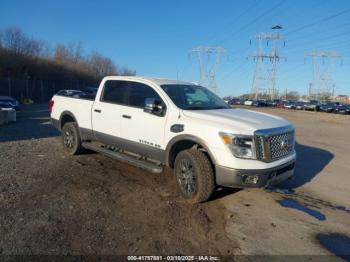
0 104 350 260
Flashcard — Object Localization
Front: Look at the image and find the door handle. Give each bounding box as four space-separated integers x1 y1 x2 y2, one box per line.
94 109 101 113
122 114 131 119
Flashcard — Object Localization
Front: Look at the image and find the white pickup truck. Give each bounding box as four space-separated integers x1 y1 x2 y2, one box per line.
50 76 296 203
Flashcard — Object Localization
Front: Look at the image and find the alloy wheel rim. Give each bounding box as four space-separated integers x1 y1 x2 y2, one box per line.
177 159 197 196
63 128 75 149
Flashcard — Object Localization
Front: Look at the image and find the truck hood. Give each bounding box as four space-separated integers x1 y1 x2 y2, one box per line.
182 108 291 134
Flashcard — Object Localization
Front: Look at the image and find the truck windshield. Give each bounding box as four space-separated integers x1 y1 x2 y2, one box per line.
161 84 230 110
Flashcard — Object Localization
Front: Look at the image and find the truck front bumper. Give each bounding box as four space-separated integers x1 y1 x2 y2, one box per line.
215 160 295 188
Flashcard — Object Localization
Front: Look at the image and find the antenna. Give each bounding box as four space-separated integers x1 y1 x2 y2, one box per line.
191 46 226 94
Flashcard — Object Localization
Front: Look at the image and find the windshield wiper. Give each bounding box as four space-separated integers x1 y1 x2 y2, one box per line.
185 106 229 110
185 106 207 110
211 106 229 109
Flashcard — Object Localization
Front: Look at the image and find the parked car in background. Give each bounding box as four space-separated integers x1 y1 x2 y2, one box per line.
265 100 274 107
319 102 341 113
304 100 320 111
228 98 242 105
276 100 287 108
334 104 350 115
0 96 20 111
252 100 267 107
295 101 306 110
244 100 254 106
84 86 98 96
266 99 280 107
56 90 86 98
284 102 296 109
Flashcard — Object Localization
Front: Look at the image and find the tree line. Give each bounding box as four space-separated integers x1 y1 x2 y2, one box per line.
0 26 135 85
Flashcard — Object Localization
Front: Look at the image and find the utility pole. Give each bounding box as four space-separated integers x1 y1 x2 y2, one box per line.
284 88 287 100
250 25 286 100
192 46 226 94
307 50 341 100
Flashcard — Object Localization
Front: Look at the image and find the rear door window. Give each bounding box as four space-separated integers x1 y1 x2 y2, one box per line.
101 80 128 105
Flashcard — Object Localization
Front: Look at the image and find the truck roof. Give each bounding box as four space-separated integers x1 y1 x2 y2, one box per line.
103 76 197 86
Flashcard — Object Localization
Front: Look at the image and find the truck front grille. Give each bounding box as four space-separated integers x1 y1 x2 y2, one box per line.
255 127 295 162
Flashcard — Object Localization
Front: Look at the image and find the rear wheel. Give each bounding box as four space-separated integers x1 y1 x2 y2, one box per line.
61 122 84 155
174 148 215 203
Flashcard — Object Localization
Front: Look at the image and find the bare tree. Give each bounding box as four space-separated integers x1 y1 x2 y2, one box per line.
23 37 45 57
0 27 44 57
54 44 70 62
119 67 136 76
2 27 26 54
0 26 135 86
40 42 52 57
88 51 117 77
68 42 84 64
54 42 85 65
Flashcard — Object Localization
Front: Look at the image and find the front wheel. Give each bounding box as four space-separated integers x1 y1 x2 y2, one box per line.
61 122 84 155
174 148 215 203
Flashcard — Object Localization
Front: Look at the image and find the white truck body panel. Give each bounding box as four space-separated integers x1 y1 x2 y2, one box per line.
50 76 296 187
92 101 124 141
51 95 93 131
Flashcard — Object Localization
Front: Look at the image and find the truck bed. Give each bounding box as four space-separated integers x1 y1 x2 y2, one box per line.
56 93 96 101
50 95 94 131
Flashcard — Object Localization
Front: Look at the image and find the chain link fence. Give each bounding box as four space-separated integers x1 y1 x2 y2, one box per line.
0 76 98 103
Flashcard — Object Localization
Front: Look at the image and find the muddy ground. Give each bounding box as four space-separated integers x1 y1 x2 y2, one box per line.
0 104 350 260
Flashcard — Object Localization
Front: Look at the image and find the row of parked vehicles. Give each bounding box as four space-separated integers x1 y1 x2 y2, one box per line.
0 96 21 111
227 98 350 115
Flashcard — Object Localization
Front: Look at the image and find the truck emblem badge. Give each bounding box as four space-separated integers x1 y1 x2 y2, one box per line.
281 139 290 149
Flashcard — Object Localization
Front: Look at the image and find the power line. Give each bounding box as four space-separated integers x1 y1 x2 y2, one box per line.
285 8 350 36
288 21 350 43
218 60 249 81
225 6 350 82
272 0 329 28
203 0 261 46
278 62 307 78
286 38 350 55
217 62 252 94
191 4 350 97
215 0 286 45
286 30 350 54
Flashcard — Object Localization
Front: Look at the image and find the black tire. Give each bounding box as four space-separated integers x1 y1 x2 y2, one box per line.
174 148 215 203
61 122 84 155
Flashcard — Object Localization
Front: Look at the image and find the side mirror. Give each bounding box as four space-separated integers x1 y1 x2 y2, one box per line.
144 98 165 116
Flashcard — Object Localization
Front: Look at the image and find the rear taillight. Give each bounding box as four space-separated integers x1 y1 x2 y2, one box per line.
49 99 54 114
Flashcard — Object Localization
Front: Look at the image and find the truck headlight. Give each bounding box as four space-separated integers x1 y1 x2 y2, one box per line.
219 132 256 159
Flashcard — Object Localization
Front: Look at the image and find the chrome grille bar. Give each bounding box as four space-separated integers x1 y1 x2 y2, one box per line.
254 125 295 162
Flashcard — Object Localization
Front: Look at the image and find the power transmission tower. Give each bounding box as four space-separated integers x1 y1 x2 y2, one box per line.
250 25 286 100
307 50 341 100
192 46 226 94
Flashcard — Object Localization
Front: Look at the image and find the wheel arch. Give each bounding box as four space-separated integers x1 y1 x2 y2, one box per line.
165 135 217 168
59 111 78 129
